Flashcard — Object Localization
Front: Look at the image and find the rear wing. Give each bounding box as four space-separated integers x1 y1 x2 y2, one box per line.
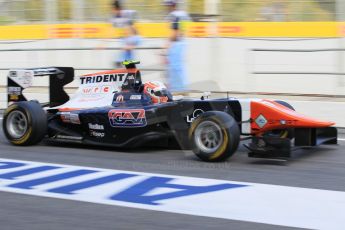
7 67 74 107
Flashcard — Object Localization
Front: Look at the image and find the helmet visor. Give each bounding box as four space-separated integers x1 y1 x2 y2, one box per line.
153 89 169 97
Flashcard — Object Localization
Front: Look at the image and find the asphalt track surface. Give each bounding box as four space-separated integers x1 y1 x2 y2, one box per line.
0 116 344 230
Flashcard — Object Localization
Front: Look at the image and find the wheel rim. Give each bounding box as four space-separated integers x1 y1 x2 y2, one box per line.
6 110 28 139
194 120 223 154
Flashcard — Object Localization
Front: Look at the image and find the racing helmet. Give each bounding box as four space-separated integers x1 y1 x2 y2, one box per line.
143 81 172 104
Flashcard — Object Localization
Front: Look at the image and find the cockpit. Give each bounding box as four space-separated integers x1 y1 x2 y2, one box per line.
114 61 173 105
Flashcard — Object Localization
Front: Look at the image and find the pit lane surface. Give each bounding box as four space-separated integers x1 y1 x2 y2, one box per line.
0 116 344 230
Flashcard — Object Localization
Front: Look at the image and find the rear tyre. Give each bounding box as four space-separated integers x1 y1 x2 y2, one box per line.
3 101 47 146
189 111 240 162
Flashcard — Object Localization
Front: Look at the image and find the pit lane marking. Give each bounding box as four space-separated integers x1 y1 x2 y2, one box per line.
1 158 345 230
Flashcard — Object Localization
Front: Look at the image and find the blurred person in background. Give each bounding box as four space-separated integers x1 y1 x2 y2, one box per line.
259 1 287 22
111 0 141 68
162 0 190 93
120 25 141 66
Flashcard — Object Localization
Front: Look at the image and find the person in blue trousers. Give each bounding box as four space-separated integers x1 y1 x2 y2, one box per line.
163 0 190 93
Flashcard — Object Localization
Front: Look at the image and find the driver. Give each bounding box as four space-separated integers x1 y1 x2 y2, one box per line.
143 81 172 104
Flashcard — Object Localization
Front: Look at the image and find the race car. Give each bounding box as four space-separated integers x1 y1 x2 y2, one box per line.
2 61 338 162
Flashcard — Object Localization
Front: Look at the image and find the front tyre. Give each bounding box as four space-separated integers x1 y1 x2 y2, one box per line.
189 111 240 162
3 102 47 146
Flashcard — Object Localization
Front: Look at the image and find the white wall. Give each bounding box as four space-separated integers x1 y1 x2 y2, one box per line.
186 37 345 95
1 38 345 127
0 38 344 93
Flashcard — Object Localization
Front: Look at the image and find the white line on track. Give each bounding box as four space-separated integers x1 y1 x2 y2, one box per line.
1 158 345 230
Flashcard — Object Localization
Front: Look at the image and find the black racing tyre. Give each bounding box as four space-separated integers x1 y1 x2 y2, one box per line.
189 111 240 162
3 101 47 146
264 100 295 139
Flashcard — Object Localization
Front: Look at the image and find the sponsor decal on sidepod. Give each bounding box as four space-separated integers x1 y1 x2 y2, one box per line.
186 109 204 123
90 130 105 138
60 112 81 125
108 109 147 127
88 123 104 130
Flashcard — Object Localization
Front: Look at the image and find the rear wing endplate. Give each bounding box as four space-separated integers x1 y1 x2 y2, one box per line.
7 67 74 107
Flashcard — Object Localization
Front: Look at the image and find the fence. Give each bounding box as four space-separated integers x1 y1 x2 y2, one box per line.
0 0 340 24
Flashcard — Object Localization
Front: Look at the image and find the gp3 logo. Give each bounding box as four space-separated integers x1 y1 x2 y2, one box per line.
108 109 147 127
